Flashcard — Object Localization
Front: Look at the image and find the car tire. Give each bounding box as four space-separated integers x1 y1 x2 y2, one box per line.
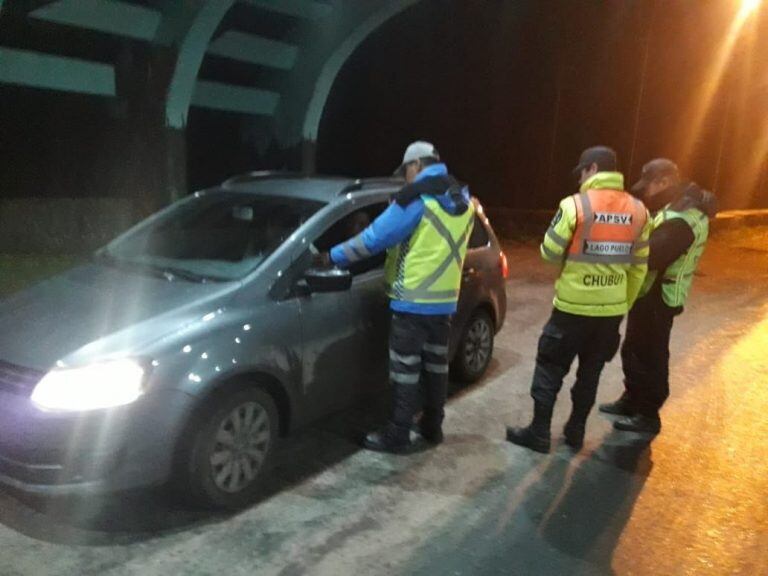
180 387 279 510
451 308 495 383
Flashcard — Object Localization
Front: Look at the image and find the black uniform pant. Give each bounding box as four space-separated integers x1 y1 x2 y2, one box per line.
531 309 622 421
388 312 451 432
621 292 679 416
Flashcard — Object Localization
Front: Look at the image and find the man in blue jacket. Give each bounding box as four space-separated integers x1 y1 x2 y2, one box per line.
327 141 475 453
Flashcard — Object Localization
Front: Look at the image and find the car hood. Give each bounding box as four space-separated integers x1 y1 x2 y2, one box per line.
0 263 238 371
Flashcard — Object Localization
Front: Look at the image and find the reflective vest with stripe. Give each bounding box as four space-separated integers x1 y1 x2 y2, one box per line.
384 196 475 305
553 188 648 316
641 206 709 307
569 189 647 263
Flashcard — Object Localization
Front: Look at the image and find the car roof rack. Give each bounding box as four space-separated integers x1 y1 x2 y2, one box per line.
221 171 305 188
339 177 404 195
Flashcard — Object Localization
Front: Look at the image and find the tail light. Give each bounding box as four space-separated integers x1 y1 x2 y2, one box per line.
499 251 509 279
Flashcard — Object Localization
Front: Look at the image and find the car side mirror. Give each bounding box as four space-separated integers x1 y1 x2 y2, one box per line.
304 267 353 293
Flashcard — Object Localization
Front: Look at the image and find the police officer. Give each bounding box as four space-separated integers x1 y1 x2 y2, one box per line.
328 141 475 453
600 159 717 434
506 146 652 453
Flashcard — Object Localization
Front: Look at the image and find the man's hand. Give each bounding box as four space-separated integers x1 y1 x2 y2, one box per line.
312 251 332 269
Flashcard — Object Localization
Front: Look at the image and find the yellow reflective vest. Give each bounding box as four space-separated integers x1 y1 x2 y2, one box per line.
540 172 652 317
384 196 475 306
640 205 709 307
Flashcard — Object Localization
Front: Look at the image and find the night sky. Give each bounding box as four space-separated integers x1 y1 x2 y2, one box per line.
2 0 767 211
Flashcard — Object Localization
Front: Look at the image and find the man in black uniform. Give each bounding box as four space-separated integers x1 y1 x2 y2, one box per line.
600 159 717 434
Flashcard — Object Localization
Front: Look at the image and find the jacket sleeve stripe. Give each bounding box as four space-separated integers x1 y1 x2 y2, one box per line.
541 243 564 262
350 235 372 258
342 242 363 263
546 227 569 249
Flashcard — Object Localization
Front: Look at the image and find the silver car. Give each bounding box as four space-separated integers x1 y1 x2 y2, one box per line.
0 173 507 509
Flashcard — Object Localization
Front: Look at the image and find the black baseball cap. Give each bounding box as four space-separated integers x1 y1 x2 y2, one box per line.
572 146 618 175
631 158 680 194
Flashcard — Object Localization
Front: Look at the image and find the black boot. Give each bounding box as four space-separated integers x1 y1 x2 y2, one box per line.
563 403 592 451
613 413 661 434
599 392 636 416
363 423 412 453
506 426 551 453
563 419 585 451
415 409 444 445
506 402 552 453
369 381 420 453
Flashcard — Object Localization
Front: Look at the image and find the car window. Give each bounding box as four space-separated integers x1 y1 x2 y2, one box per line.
468 215 490 249
315 202 389 275
105 192 324 281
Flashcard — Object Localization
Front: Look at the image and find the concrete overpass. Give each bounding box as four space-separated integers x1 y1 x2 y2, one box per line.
0 0 422 203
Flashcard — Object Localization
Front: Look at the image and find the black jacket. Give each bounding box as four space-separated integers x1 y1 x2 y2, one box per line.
645 183 716 308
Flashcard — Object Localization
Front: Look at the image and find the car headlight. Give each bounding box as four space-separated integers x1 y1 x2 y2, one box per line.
31 359 146 412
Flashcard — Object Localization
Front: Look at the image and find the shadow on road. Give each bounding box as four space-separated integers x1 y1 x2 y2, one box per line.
530 431 654 573
400 429 653 576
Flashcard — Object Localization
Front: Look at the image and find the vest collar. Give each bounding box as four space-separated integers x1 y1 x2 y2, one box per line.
580 171 624 193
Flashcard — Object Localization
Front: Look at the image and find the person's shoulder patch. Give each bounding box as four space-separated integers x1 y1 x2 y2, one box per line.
550 208 563 228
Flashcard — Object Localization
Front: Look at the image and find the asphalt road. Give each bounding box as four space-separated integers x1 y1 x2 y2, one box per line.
0 228 766 576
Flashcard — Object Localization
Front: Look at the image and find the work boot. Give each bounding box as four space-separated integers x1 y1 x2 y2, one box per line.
505 401 552 454
414 420 443 445
362 424 412 454
563 420 585 451
613 414 661 434
505 426 551 453
563 404 591 451
599 392 636 416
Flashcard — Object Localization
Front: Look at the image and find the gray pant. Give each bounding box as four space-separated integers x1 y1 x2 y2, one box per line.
388 312 451 433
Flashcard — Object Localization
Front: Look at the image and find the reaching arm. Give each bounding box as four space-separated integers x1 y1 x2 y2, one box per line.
329 200 424 268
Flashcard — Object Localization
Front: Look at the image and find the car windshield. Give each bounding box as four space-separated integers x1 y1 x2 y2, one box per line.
103 192 325 281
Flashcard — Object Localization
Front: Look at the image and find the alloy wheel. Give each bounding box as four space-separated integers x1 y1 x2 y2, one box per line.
464 317 492 373
209 401 271 494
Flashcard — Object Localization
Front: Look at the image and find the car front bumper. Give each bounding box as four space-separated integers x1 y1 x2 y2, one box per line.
0 386 195 497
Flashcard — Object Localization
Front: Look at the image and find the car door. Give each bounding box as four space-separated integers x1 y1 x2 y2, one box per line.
296 200 391 417
296 267 368 419
347 257 390 393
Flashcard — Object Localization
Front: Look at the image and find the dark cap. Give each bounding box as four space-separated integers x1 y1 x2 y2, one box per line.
631 158 680 194
572 146 618 175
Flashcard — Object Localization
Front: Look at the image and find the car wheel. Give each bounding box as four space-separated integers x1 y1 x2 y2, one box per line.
452 309 495 383
182 388 279 510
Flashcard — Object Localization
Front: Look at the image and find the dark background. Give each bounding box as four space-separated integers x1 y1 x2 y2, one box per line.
317 0 768 210
2 0 767 211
